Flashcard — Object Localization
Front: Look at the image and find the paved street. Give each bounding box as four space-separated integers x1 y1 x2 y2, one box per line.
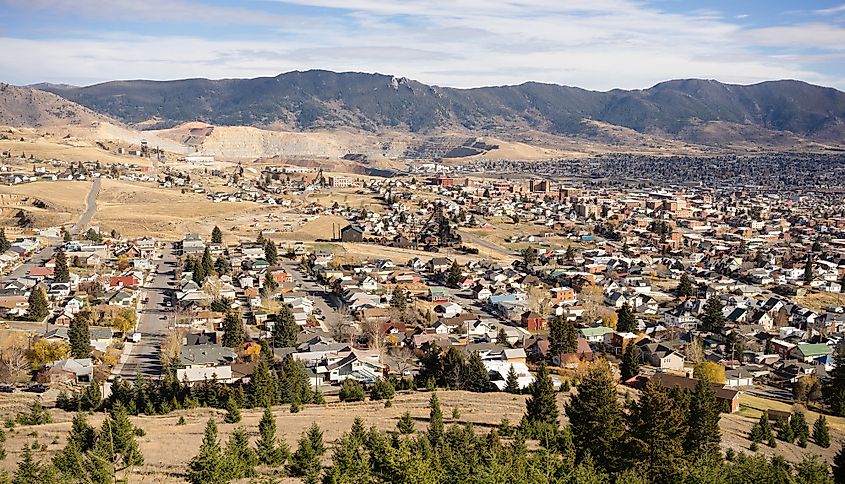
114 242 178 379
283 262 340 333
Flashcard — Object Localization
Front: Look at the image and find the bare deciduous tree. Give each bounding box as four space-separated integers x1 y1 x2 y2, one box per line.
0 346 29 383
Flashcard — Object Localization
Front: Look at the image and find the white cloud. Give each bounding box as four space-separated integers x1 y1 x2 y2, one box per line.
0 0 843 90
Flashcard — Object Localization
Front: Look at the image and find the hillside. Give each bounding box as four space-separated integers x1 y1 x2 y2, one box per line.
0 83 111 128
36 72 845 145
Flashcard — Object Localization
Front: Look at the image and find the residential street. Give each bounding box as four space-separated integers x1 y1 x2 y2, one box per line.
71 177 101 235
114 242 178 379
283 262 339 333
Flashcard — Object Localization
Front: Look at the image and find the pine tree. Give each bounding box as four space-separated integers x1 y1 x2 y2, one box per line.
223 427 257 479
834 442 845 484
97 403 144 474
620 343 640 381
0 228 11 252
804 254 814 283
565 362 625 471
264 240 278 265
68 412 96 452
201 246 214 277
700 295 725 333
790 410 809 448
187 419 225 484
427 392 445 447
390 286 407 312
397 411 415 434
290 428 322 484
324 430 371 484
505 365 521 394
525 362 558 426
26 286 48 321
263 271 278 295
549 315 577 356
823 347 845 416
256 407 288 466
496 328 509 346
813 415 830 448
463 351 490 392
13 446 42 484
776 417 794 443
53 250 70 283
192 260 205 285
677 273 694 298
685 375 721 458
223 395 241 423
272 304 300 347
617 303 637 333
221 310 244 348
447 260 462 286
306 422 325 457
211 226 223 244
68 310 91 359
627 379 687 483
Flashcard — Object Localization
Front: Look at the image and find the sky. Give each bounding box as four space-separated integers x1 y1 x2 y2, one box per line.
1 0 845 91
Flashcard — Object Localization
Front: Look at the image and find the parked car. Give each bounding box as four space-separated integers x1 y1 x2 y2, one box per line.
25 384 47 394
0 384 15 393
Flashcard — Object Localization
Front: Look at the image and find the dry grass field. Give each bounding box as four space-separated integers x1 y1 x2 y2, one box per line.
0 180 91 227
796 292 845 313
0 389 840 483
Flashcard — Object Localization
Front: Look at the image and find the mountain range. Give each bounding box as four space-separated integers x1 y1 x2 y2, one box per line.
15 70 845 148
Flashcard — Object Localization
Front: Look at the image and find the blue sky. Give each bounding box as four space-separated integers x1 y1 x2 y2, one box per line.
2 0 845 90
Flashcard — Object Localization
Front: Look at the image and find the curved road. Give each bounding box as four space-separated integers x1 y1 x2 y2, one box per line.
71 177 101 235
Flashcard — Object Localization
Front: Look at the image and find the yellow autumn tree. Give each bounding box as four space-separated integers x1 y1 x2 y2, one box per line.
693 361 726 384
27 340 70 369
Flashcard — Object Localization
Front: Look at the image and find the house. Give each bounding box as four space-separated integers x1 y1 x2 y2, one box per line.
39 358 94 385
636 340 685 372
340 225 364 242
428 257 452 273
176 345 236 384
487 361 535 391
316 349 384 384
521 311 546 331
725 368 754 388
429 287 452 303
791 343 832 363
638 373 741 413
579 325 615 343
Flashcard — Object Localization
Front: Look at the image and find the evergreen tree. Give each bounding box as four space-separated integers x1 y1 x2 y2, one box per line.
823 348 845 416
262 271 278 295
525 362 558 426
447 260 462 286
620 343 641 381
627 379 687 483
53 250 70 283
256 407 288 466
804 254 814 283
68 412 96 452
264 240 278 265
13 446 42 484
496 328 509 346
26 286 48 321
339 379 365 402
813 415 830 448
211 226 223 244
223 427 257 480
289 428 322 484
223 395 241 423
750 412 774 446
324 430 371 484
187 419 226 484
685 375 721 458
68 310 91 359
463 351 490 392
272 304 300 347
428 392 445 447
192 260 206 285
677 273 695 298
369 378 395 401
617 303 637 333
566 362 625 471
390 286 407 312
221 310 244 348
279 354 312 407
214 256 229 276
834 442 845 484
776 417 794 443
790 410 809 448
549 315 577 356
201 246 214 278
700 294 726 333
441 347 465 389
92 403 144 481
397 411 415 434
504 365 520 394
0 228 10 252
